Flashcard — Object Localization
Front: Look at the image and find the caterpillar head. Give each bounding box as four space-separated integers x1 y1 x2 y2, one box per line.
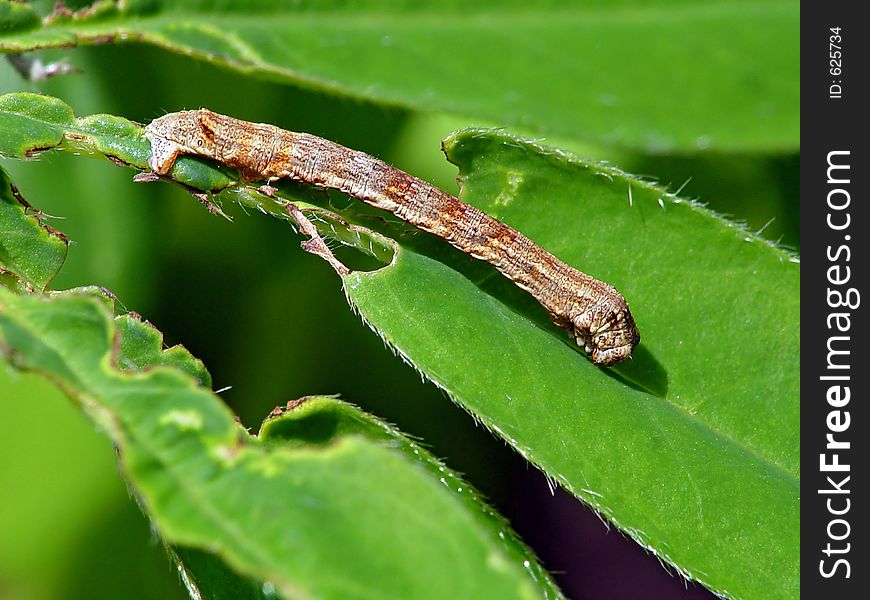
571 298 639 366
144 109 220 175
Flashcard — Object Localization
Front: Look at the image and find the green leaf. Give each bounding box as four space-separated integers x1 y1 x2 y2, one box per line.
0 290 559 599
0 92 237 191
0 92 798 599
115 312 213 388
0 165 67 290
339 130 799 600
0 0 799 152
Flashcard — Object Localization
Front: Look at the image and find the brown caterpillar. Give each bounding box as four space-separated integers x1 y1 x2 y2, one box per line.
144 110 639 365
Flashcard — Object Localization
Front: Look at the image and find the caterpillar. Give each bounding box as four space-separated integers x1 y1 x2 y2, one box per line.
144 109 639 365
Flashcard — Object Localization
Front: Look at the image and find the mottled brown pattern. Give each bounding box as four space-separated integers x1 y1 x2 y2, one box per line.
144 109 639 365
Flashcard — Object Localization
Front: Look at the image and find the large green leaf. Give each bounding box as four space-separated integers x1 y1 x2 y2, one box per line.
0 0 798 152
0 92 798 599
0 280 559 600
343 130 799 600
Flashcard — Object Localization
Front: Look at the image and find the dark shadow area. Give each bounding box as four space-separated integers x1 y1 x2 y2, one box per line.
607 344 669 398
508 464 719 600
172 547 263 599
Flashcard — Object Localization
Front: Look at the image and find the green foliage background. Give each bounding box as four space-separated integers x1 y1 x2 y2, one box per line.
1 2 797 599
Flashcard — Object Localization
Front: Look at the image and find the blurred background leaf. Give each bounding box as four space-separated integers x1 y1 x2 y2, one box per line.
0 0 798 153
